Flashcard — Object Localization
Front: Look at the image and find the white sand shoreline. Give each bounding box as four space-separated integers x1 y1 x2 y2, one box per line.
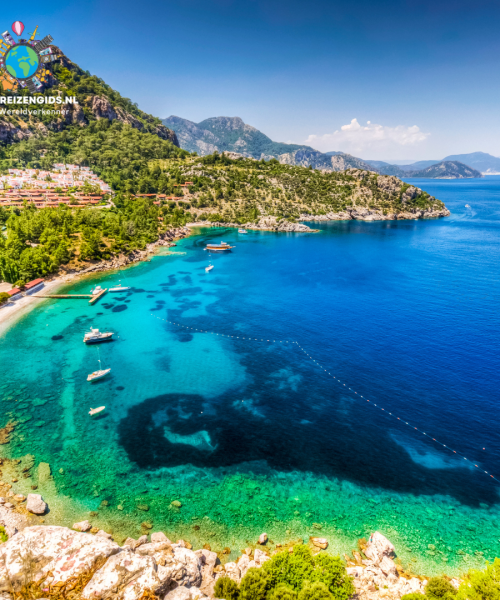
0 272 85 337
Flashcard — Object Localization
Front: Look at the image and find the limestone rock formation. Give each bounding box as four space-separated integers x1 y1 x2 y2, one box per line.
81 550 163 600
156 545 202 589
0 526 121 591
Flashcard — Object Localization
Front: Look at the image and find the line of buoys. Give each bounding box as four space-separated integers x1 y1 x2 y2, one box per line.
292 342 497 482
150 314 497 483
151 315 290 343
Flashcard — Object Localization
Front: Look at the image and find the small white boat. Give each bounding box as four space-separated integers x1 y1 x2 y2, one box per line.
205 264 214 272
89 406 106 417
109 284 131 292
465 204 471 208
238 229 248 234
91 286 104 295
87 368 111 382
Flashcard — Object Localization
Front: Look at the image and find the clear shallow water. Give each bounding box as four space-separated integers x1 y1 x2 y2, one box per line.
1 177 500 574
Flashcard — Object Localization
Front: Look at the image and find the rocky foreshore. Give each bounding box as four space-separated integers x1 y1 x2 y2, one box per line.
299 206 451 222
189 204 450 235
191 217 316 233
0 496 435 600
66 226 191 277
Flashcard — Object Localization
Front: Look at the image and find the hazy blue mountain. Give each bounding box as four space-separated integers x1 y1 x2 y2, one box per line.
163 116 374 171
441 152 500 173
366 152 500 175
407 161 482 179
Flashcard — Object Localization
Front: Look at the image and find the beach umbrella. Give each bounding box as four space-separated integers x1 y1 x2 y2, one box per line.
12 21 24 36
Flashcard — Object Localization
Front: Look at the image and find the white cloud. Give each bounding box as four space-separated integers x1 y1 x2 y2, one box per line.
305 119 430 155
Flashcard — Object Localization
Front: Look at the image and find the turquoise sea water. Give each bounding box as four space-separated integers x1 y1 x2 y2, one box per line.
1 177 500 574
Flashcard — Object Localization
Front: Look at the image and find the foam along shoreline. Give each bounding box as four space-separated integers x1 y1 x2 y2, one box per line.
0 226 191 337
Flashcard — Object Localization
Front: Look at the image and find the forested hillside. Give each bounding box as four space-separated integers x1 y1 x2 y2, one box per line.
144 152 448 224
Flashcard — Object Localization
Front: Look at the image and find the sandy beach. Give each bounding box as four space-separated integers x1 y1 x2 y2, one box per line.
0 273 81 337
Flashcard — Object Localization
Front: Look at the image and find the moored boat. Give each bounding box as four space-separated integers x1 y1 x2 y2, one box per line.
91 285 104 295
109 284 131 292
238 229 248 234
83 328 114 344
87 368 111 382
205 242 234 252
89 406 106 416
205 264 214 272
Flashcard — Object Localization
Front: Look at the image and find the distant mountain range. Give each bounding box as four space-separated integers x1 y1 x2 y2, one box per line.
365 152 500 176
163 116 375 172
163 116 485 179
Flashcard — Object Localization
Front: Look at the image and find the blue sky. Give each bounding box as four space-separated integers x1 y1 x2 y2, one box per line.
4 0 500 160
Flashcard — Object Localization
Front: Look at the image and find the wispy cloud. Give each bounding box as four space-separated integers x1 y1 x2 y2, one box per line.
305 119 430 154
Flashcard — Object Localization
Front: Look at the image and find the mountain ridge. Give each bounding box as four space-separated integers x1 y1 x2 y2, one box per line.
365 152 497 175
163 115 374 172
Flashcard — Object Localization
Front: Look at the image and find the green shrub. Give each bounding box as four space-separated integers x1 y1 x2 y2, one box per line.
426 577 457 599
309 553 355 600
270 584 298 600
214 577 240 600
401 594 427 600
263 545 315 591
297 581 333 600
261 546 354 600
456 558 500 600
0 526 7 543
239 567 269 600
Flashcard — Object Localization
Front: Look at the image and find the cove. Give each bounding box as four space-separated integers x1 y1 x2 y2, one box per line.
0 177 499 575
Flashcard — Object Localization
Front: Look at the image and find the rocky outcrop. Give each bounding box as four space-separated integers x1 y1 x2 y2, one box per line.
0 522 456 600
0 526 121 592
348 563 426 600
300 205 450 222
81 550 164 600
0 121 32 143
0 503 29 537
196 218 316 232
89 96 178 145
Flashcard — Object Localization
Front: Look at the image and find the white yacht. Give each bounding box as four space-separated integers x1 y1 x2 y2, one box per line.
91 285 104 295
83 328 114 344
89 406 106 416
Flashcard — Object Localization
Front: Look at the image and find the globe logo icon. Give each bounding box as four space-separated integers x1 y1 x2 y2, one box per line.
5 45 39 80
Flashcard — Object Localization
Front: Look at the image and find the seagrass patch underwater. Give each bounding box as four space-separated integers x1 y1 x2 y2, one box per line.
1 177 500 576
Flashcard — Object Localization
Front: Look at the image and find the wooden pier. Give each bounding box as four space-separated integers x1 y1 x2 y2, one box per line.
89 288 107 304
34 288 108 305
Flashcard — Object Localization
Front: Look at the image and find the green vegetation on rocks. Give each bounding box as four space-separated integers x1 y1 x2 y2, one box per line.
216 546 354 600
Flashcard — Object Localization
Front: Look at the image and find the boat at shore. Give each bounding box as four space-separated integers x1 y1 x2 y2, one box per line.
205 242 234 252
90 285 104 295
87 368 111 382
83 328 114 344
89 406 106 416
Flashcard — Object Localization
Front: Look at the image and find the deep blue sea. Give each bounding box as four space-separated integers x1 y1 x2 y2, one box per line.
0 176 499 573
